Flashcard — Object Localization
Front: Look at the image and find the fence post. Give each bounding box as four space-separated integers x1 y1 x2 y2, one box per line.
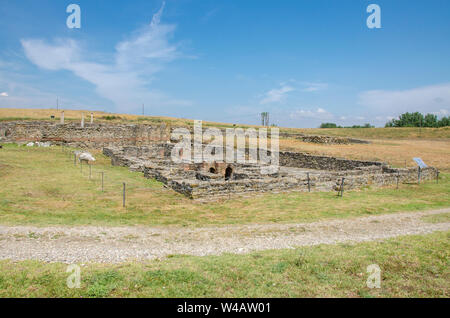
418 167 421 184
436 170 439 184
340 178 345 197
122 182 126 208
396 172 399 189
307 172 310 192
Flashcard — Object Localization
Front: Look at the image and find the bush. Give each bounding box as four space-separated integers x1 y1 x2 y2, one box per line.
101 115 121 120
385 112 450 127
320 123 339 128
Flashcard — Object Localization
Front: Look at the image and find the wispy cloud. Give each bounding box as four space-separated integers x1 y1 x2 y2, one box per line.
20 2 191 112
301 82 328 92
260 84 294 104
201 7 220 23
0 92 8 97
358 83 450 117
289 107 333 120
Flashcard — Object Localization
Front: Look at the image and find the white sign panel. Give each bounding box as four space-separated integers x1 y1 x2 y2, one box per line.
413 157 427 168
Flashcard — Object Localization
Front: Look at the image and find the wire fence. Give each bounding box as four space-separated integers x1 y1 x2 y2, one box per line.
57 145 172 207
55 144 439 204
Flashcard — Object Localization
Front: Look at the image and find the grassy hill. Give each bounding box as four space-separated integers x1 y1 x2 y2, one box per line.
1 108 450 139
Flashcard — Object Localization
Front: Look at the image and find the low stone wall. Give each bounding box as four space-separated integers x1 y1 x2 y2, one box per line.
279 151 383 171
0 121 170 148
279 132 370 144
103 145 438 200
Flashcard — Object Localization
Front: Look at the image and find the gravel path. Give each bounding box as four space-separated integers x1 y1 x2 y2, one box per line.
0 208 449 264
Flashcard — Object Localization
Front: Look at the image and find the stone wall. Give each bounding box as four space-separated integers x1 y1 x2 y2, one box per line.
279 132 370 144
103 145 438 200
278 151 383 171
0 121 170 148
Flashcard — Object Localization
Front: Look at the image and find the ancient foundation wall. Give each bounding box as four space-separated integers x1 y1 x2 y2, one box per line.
279 132 370 144
278 151 383 171
103 146 438 200
0 121 170 148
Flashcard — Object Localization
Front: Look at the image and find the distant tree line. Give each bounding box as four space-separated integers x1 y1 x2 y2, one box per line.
319 123 374 128
385 112 450 127
319 112 450 129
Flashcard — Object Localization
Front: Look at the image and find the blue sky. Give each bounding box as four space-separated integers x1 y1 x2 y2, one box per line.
0 0 449 127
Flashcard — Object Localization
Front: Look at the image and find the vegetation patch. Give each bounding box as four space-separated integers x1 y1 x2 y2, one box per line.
0 144 449 226
0 231 447 297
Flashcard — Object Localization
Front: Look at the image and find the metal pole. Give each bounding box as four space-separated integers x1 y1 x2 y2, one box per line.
122 182 126 207
307 173 310 192
340 178 345 197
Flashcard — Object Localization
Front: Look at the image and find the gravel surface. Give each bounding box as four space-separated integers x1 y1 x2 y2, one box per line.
0 208 449 264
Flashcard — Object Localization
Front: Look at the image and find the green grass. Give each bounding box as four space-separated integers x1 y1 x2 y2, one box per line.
0 143 449 227
0 231 448 297
2 108 449 140
422 213 450 224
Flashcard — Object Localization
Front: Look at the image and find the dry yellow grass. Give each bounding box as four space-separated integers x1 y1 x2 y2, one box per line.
2 108 450 138
2 108 449 171
0 107 191 125
280 138 450 171
0 107 255 128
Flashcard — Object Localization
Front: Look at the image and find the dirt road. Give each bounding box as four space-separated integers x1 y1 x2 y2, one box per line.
0 208 448 263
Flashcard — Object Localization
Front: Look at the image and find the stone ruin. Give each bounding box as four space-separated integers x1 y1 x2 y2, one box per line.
0 120 438 200
102 143 437 200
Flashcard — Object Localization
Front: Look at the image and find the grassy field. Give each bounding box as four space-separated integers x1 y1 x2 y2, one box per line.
1 108 450 139
0 144 449 227
0 231 448 297
280 138 450 172
282 126 450 139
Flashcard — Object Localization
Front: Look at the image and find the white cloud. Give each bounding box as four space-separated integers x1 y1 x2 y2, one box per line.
289 108 333 120
0 92 8 97
260 85 294 104
432 109 449 116
358 83 450 117
301 82 328 92
20 2 191 112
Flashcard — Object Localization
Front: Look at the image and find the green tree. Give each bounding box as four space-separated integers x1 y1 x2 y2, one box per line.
320 123 338 128
424 114 438 127
438 116 450 127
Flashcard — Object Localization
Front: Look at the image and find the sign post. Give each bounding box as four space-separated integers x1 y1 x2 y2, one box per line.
413 158 427 185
